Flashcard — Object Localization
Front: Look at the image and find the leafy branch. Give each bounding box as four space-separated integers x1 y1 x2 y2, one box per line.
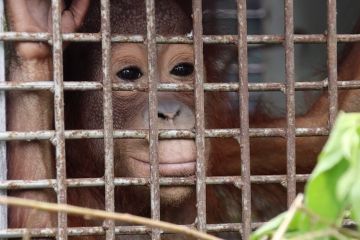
252 112 360 240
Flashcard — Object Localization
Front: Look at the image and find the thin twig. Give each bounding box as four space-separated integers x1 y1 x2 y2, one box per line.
0 196 221 240
339 227 360 239
272 194 303 240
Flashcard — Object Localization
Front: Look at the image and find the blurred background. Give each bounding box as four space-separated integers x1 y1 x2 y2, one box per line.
203 0 360 118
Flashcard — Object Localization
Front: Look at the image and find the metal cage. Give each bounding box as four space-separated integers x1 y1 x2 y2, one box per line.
0 0 357 239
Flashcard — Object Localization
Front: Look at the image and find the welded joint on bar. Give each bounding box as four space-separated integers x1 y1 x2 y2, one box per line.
50 135 57 146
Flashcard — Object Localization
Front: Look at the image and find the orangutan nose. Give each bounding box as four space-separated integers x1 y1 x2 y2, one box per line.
158 100 181 120
143 97 195 129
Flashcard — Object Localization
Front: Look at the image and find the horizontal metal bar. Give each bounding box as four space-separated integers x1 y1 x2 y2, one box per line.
2 80 360 92
2 32 360 44
0 226 149 238
1 175 309 190
0 221 277 238
203 9 267 20
207 222 264 232
0 128 328 141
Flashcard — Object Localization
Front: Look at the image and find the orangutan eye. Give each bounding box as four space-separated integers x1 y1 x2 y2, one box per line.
117 66 143 81
170 63 194 77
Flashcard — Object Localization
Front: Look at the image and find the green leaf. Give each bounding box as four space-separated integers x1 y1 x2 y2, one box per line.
349 160 360 225
304 113 359 227
341 128 359 162
336 164 355 203
305 159 349 227
310 150 343 180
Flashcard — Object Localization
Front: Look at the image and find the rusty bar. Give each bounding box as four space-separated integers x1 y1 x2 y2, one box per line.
0 0 6 231
110 80 360 92
0 224 253 238
284 0 297 206
192 0 207 233
100 0 115 239
0 174 310 190
236 0 251 238
327 0 338 128
51 0 68 239
0 127 329 141
145 0 161 239
2 79 360 92
0 224 193 238
0 226 148 238
0 221 273 238
2 32 360 44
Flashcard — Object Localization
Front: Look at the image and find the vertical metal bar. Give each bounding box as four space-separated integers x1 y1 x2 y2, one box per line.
284 0 296 206
192 0 207 233
51 0 67 239
145 0 160 239
327 0 338 128
236 0 251 238
0 0 7 231
100 0 115 239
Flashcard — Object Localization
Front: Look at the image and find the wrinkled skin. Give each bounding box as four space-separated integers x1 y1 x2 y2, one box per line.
6 0 360 239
